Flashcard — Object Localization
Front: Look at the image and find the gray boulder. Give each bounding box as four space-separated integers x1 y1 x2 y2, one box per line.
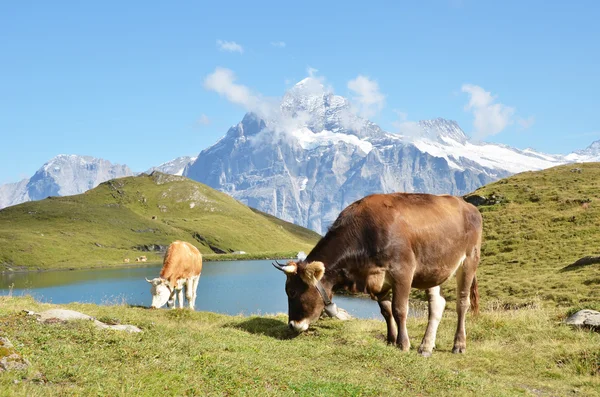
0 337 30 372
564 309 600 330
29 309 142 333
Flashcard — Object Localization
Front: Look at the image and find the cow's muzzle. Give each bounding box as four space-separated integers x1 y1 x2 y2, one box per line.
288 319 309 333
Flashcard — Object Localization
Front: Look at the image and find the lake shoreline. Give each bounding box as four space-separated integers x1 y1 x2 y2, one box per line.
0 253 298 275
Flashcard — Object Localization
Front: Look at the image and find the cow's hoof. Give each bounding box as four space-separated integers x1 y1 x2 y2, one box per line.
452 346 466 354
417 346 433 357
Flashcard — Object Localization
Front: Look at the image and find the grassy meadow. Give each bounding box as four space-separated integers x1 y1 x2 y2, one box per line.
0 296 598 396
1 163 600 396
467 162 600 310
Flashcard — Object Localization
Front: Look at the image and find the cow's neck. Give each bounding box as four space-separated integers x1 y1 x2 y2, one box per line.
306 230 362 293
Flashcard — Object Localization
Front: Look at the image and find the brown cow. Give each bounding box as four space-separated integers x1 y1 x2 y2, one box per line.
146 241 203 309
273 193 482 356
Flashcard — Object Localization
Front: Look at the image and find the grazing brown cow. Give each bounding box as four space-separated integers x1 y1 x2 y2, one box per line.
273 193 482 356
146 241 203 309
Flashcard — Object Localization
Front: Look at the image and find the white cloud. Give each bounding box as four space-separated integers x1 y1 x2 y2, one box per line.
216 40 244 54
307 66 319 78
394 121 422 137
347 75 385 118
391 111 422 138
202 67 375 148
517 116 535 130
271 41 286 48
393 110 409 122
461 84 515 138
197 114 210 126
203 67 277 119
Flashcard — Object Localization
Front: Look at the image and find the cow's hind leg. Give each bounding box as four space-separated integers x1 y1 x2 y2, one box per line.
377 291 397 345
391 279 412 351
186 276 199 310
192 274 201 310
452 254 478 353
418 286 446 357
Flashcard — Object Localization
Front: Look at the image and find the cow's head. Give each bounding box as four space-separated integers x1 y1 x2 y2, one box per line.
145 277 174 309
273 260 326 332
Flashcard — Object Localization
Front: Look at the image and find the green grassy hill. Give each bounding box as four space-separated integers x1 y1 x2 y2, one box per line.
465 162 600 309
0 172 321 270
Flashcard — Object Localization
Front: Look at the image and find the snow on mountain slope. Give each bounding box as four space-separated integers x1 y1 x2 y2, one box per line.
145 156 197 176
565 140 600 162
291 127 373 153
406 121 566 174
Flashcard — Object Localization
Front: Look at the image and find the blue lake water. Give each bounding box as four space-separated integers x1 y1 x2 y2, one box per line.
0 259 383 320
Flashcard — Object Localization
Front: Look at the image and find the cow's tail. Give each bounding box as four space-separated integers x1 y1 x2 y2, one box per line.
470 275 479 316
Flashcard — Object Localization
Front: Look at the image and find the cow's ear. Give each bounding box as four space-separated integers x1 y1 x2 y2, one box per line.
302 261 325 285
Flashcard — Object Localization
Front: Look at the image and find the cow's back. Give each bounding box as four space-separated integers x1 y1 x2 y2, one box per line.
160 241 203 286
320 193 482 289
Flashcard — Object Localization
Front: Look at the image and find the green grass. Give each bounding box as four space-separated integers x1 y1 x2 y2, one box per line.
0 296 598 396
0 172 320 271
462 162 600 310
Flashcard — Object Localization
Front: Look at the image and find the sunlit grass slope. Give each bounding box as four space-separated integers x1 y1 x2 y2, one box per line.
464 162 600 309
0 172 320 270
0 296 598 396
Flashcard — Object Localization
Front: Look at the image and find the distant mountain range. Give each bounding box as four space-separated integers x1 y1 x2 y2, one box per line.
1 78 599 233
181 78 598 233
0 155 133 209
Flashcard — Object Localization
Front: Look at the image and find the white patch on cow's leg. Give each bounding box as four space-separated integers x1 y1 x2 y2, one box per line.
176 288 184 309
190 274 200 310
377 299 397 345
185 277 196 310
418 286 446 357
452 264 474 354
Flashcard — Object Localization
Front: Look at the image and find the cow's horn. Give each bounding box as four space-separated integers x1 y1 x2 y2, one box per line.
145 277 152 283
272 261 296 274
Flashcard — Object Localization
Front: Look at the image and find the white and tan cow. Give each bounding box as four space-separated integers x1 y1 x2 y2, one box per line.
146 241 203 309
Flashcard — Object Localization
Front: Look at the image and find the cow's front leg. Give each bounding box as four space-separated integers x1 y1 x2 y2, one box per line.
176 287 184 309
418 286 446 357
377 288 396 344
391 281 412 351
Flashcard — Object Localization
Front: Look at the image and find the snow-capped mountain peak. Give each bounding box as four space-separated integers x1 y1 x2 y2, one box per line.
278 78 386 141
565 139 600 162
417 118 469 144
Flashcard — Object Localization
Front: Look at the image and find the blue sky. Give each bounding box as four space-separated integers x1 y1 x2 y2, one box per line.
1 0 599 184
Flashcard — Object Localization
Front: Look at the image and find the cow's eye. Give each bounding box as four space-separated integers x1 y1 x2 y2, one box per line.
287 289 298 299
